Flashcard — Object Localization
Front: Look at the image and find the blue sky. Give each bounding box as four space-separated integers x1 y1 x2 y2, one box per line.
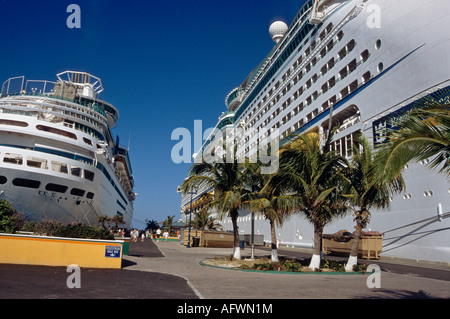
0 0 303 227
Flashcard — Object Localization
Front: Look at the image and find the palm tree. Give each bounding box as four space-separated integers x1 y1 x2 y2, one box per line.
192 210 222 231
375 101 450 184
342 135 404 271
145 219 159 232
181 145 247 260
243 160 297 262
163 215 175 234
247 189 296 263
272 132 349 270
97 215 110 229
110 214 125 232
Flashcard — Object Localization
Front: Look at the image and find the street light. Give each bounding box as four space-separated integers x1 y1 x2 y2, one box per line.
186 185 199 248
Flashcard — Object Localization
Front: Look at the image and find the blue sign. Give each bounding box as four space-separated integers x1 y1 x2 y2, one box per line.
105 245 121 258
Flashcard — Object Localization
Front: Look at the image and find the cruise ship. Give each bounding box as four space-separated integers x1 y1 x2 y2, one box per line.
0 71 134 228
180 0 450 264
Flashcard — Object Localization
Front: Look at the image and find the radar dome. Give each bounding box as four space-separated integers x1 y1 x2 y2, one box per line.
269 21 288 44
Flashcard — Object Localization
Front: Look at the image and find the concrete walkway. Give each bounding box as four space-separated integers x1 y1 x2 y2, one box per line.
123 240 450 299
1 238 449 299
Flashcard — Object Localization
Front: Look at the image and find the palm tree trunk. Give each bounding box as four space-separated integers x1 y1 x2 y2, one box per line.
345 209 366 272
309 224 323 270
345 224 361 272
270 219 279 263
230 210 241 260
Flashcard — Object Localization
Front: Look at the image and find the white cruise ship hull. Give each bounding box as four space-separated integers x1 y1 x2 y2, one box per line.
0 71 134 229
181 0 450 264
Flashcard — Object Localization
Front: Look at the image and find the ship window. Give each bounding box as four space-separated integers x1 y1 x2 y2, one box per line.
70 188 85 197
83 137 93 146
27 157 48 169
71 166 81 177
51 161 68 174
3 153 23 165
45 183 68 193
378 62 384 73
84 169 95 181
36 125 77 140
0 119 28 127
361 49 370 62
0 176 7 184
375 39 382 50
13 178 40 189
86 192 95 199
362 71 371 83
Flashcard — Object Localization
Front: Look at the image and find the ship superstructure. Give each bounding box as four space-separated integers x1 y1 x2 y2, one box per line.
0 71 134 227
180 0 450 263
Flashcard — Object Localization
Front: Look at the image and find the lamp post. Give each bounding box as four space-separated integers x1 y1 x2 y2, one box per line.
186 185 198 248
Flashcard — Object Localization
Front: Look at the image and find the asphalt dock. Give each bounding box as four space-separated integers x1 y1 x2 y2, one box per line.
0 238 449 300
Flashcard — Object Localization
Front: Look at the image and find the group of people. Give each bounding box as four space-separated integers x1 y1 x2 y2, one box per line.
129 229 145 243
128 228 172 242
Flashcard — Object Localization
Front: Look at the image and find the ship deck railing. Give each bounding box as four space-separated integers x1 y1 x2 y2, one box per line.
1 92 107 118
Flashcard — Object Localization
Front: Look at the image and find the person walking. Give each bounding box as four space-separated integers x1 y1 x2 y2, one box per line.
163 230 169 242
132 229 138 243
156 228 161 242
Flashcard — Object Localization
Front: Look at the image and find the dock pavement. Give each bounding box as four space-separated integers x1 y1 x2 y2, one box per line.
0 238 449 300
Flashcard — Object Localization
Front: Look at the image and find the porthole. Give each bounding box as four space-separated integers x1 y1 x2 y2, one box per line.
377 62 384 73
70 188 85 197
375 39 382 50
0 176 7 184
13 178 40 189
45 183 68 194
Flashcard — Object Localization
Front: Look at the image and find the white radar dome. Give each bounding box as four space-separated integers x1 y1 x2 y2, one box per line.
269 21 288 44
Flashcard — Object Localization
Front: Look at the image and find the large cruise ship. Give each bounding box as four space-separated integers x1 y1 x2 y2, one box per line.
0 71 134 228
180 0 450 263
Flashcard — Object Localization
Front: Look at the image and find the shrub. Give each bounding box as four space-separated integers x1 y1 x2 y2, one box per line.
253 262 274 271
282 259 305 272
50 223 114 240
0 200 17 233
320 259 345 272
19 219 114 240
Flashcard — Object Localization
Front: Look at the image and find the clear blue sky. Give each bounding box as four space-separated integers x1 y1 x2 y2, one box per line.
0 0 304 227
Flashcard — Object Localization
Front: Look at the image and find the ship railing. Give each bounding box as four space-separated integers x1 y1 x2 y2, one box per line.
242 6 356 132
0 96 109 134
2 92 108 118
219 110 236 120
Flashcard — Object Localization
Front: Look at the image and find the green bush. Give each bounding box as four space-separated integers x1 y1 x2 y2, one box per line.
50 223 114 240
0 200 17 233
282 259 304 272
253 262 274 271
20 219 114 240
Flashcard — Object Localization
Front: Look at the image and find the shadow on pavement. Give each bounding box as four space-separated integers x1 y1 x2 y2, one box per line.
0 239 198 299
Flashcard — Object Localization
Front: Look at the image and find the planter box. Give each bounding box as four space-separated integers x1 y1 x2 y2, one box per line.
116 237 130 255
322 235 383 260
203 231 234 248
0 233 123 269
182 229 205 246
182 229 234 248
